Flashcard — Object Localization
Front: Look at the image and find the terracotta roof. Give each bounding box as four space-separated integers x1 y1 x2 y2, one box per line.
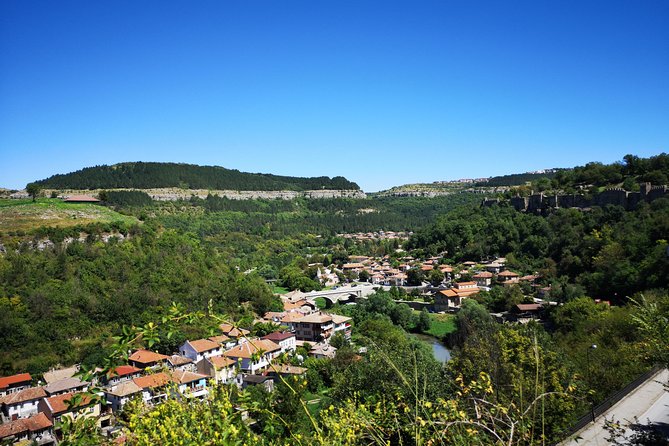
472 272 494 278
498 271 520 277
0 386 47 405
167 355 194 366
438 289 458 298
224 340 281 359
281 313 305 323
106 381 142 397
45 392 93 415
209 356 237 369
0 412 52 439
108 365 141 378
516 304 542 312
133 373 171 389
129 349 168 365
421 265 434 271
170 370 208 385
219 324 250 338
0 373 31 390
343 263 364 269
187 339 220 353
208 335 231 344
296 313 333 324
262 332 296 342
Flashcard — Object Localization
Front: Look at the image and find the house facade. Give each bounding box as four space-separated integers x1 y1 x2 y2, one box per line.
0 387 47 422
0 373 32 397
179 339 223 363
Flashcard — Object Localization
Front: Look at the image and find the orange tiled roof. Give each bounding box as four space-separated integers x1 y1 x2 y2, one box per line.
0 373 31 390
209 356 237 369
0 412 52 439
188 339 220 353
133 373 171 389
224 340 280 359
129 349 168 364
45 392 93 415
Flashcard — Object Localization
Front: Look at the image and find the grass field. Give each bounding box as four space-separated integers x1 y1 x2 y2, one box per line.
0 198 138 232
271 285 290 295
424 313 456 338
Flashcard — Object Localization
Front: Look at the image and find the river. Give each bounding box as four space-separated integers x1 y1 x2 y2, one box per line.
414 333 451 363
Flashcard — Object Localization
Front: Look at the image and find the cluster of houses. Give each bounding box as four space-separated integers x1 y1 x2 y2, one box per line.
0 293 352 445
337 230 411 242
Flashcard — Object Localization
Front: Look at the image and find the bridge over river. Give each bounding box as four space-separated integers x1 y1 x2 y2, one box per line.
302 284 379 307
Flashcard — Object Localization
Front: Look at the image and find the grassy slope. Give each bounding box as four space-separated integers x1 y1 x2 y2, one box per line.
0 198 137 232
424 313 456 338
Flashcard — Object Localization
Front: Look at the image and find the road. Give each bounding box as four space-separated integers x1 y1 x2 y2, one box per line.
561 369 669 445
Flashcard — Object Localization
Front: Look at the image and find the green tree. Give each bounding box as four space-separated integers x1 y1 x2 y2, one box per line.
26 182 42 202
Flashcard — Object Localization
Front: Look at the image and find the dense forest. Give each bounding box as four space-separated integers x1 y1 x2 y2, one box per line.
35 162 361 191
2 154 669 445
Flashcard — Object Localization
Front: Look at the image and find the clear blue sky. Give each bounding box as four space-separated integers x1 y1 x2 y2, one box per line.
1 0 667 191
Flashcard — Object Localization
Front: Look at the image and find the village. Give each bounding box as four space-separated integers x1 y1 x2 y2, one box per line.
0 245 559 445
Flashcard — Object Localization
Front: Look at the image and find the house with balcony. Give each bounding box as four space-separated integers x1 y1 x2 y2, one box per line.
170 370 208 399
133 373 172 405
0 412 54 446
331 314 352 339
294 313 334 343
223 339 281 374
0 373 32 397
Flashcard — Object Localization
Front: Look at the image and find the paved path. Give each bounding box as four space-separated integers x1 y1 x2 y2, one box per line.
561 369 669 445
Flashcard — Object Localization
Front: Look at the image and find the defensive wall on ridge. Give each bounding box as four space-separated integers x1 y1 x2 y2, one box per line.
482 182 669 213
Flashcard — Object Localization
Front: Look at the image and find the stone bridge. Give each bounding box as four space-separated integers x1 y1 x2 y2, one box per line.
304 286 371 307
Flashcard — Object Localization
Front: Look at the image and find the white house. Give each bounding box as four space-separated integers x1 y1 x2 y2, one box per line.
223 339 281 374
105 381 142 412
0 387 46 422
167 355 196 372
132 373 171 406
261 332 297 353
0 373 32 397
179 339 223 363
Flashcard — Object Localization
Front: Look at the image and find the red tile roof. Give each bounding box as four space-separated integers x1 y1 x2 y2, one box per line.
0 373 31 390
224 340 280 359
45 392 94 415
0 412 52 439
129 349 168 365
133 373 171 389
209 356 237 369
188 339 221 353
108 365 141 378
262 332 296 342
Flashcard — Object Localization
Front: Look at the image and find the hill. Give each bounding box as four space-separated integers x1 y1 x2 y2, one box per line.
0 198 138 233
34 162 360 191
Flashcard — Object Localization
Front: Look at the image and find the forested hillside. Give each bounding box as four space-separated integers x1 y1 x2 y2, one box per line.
35 162 360 191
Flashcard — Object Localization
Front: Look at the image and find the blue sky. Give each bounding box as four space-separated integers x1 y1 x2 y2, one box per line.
1 1 667 191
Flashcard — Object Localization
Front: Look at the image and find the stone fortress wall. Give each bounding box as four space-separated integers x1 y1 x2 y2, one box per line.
483 183 669 213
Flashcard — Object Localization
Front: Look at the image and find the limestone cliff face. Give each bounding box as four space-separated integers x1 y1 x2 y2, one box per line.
39 188 367 201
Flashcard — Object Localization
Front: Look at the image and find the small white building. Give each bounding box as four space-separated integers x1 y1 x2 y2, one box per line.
261 332 297 353
223 339 281 374
0 387 47 422
179 339 223 363
105 381 142 412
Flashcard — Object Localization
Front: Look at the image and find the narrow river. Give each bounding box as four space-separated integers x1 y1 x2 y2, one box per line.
414 333 451 363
